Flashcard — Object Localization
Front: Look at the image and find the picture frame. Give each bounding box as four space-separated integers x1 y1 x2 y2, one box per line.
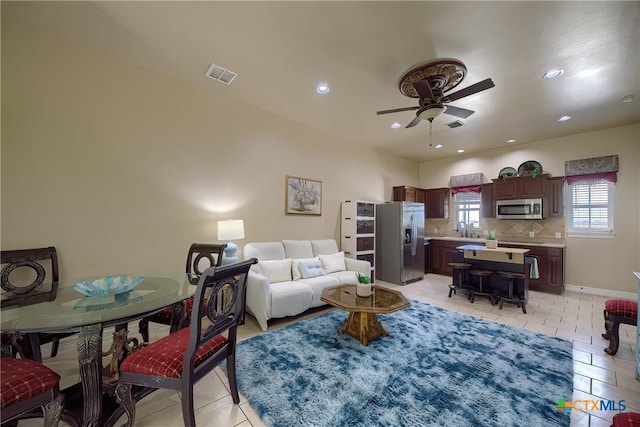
285 175 322 216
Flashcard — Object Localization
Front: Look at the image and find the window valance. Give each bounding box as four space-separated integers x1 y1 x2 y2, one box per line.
449 173 483 193
564 155 618 185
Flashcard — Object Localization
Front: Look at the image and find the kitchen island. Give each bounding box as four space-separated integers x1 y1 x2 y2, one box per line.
427 237 564 294
455 244 533 313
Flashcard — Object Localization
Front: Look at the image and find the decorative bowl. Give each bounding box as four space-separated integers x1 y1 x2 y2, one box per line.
73 275 144 297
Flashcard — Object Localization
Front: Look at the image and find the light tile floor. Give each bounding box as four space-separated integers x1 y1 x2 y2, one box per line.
21 274 638 427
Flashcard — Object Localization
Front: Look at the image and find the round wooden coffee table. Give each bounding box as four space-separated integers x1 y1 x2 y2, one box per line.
320 284 409 346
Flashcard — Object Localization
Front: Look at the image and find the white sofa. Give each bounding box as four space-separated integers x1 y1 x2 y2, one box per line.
243 239 371 331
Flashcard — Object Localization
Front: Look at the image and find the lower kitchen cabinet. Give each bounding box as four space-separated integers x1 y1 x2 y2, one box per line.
428 239 462 276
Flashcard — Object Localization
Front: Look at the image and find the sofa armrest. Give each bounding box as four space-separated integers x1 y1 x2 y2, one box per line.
344 258 371 277
245 270 271 331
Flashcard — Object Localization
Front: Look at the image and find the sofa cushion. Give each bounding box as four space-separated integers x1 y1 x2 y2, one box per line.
298 275 341 307
283 240 314 259
311 239 340 256
291 257 320 281
299 259 325 279
319 251 347 274
330 270 360 285
258 259 292 283
270 281 313 318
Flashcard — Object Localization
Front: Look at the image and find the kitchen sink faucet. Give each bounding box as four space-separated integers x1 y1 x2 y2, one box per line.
457 221 469 238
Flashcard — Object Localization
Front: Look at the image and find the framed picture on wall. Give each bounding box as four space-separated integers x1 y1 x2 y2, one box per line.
285 175 322 216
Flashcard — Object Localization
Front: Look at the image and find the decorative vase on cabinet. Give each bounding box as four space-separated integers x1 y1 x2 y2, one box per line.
341 200 376 281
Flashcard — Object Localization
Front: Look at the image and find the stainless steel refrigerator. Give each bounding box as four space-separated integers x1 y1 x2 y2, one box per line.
375 202 425 285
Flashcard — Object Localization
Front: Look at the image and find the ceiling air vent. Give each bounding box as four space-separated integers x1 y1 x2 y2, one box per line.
205 64 237 85
445 120 464 129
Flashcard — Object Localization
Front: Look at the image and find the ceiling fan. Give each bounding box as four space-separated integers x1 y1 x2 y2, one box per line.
377 59 495 128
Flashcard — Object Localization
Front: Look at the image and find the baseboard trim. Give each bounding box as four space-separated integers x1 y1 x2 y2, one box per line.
564 283 638 300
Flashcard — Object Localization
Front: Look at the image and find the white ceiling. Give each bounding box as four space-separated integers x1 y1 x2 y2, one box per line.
4 1 639 162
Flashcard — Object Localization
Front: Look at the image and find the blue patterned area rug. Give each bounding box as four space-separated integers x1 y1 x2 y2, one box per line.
234 301 573 427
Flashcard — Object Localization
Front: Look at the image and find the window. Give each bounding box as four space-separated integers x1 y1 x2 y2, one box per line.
567 181 614 234
454 191 480 230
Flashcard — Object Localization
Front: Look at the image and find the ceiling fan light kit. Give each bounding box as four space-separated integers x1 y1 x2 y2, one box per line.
377 58 495 129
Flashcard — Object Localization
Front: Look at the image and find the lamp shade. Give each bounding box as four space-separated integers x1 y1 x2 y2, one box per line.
218 219 245 241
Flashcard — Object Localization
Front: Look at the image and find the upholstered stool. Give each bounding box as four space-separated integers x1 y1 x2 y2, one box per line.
468 269 495 304
448 263 472 298
495 271 527 313
602 299 638 356
611 411 640 426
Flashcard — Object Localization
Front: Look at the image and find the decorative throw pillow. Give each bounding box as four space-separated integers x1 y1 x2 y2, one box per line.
318 251 346 274
298 259 325 279
291 257 320 281
258 259 292 283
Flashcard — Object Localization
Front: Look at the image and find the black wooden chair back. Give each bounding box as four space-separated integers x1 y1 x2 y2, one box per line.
1 247 59 308
0 247 72 361
138 243 227 342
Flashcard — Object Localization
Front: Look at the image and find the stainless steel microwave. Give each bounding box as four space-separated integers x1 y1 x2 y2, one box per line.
496 198 543 219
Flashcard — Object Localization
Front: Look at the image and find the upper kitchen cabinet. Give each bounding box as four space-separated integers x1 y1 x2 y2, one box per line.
548 177 565 218
492 174 549 200
425 188 449 219
481 183 494 218
392 186 425 204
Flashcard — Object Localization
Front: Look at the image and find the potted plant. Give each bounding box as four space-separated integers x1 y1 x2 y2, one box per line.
486 231 498 249
356 272 372 297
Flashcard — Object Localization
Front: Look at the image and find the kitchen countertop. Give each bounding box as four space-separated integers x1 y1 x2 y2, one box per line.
425 236 566 248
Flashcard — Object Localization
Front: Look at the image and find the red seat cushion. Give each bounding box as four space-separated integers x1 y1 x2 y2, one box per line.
605 299 638 318
612 412 640 427
120 327 227 378
0 358 60 409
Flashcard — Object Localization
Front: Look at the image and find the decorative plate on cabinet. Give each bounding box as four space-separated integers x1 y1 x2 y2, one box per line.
498 167 517 178
517 161 543 177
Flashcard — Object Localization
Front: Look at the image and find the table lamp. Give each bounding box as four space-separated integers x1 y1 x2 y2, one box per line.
217 219 245 265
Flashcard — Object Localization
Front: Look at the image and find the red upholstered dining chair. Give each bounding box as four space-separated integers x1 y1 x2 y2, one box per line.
0 357 65 427
138 243 227 342
1 247 74 360
115 257 257 427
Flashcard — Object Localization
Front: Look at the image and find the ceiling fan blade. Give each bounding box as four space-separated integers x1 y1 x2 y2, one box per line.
405 116 422 128
412 80 435 100
444 78 495 102
376 106 419 115
443 105 475 119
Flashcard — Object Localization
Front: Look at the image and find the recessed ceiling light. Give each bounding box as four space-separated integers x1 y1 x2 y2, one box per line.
558 115 572 122
316 83 330 94
390 122 401 129
622 94 635 103
434 144 443 149
543 69 564 79
506 139 516 143
457 149 465 153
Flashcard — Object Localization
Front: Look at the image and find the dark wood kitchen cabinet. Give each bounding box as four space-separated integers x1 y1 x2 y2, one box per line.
425 188 449 219
428 239 462 276
548 177 565 218
481 183 494 218
492 175 549 200
392 186 425 204
498 243 565 294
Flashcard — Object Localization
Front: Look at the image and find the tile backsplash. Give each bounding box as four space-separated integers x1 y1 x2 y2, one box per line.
426 217 565 244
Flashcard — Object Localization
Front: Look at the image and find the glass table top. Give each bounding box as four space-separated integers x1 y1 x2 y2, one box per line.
321 284 409 314
0 272 194 333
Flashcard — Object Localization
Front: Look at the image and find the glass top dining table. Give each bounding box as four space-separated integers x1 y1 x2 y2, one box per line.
1 272 194 333
0 272 196 427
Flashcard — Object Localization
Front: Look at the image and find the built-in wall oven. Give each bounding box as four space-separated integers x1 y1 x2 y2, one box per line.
496 198 543 220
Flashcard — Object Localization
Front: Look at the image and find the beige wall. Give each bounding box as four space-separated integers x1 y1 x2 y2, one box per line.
1 21 417 281
418 124 640 293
